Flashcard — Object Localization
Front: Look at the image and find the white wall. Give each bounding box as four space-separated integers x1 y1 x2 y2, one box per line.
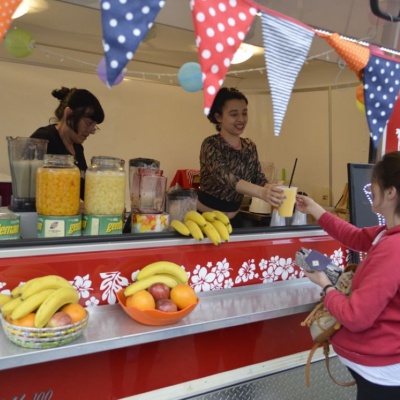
0 61 370 209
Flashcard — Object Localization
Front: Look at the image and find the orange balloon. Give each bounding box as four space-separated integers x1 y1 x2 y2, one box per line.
356 84 365 104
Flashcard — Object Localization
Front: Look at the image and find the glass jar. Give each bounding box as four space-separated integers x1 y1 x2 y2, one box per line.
84 156 126 215
36 154 80 216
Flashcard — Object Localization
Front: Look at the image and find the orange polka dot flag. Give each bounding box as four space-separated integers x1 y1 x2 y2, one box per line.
191 0 257 115
0 0 23 42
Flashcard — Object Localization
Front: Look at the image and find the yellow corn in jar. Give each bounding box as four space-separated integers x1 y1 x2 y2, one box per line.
36 154 80 216
84 156 126 215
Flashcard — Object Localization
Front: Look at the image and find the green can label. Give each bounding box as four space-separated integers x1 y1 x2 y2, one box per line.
0 213 20 240
37 215 82 238
82 215 123 236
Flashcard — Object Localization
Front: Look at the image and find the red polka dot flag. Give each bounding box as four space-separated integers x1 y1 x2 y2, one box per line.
191 0 257 115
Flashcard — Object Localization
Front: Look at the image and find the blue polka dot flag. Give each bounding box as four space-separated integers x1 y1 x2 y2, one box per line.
363 54 400 149
100 0 165 87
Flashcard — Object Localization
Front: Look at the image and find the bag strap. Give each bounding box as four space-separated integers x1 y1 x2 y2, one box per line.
305 342 356 387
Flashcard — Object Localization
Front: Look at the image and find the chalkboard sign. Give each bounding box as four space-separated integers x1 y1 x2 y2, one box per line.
347 163 381 228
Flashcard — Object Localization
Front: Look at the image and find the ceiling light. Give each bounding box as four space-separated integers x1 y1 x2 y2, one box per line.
231 44 254 65
12 0 30 19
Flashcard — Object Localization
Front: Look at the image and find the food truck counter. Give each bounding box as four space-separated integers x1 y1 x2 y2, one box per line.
0 223 346 398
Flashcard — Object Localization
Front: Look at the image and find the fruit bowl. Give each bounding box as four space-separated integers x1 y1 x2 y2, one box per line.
116 289 199 326
1 313 89 349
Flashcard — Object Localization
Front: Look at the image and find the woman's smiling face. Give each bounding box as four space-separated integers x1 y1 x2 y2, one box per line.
216 99 248 136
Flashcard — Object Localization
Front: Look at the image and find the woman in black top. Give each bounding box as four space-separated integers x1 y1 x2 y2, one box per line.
31 87 105 200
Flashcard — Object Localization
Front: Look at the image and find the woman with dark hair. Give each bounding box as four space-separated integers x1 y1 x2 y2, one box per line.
296 151 400 400
31 87 105 199
197 87 284 223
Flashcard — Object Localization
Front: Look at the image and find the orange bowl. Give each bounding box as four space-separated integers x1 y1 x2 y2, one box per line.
116 289 199 326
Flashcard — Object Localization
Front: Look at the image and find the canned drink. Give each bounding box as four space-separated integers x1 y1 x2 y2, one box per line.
37 215 82 238
0 212 20 240
82 214 123 236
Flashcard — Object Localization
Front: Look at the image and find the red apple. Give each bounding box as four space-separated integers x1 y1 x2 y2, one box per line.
155 298 178 312
46 311 73 327
147 282 170 300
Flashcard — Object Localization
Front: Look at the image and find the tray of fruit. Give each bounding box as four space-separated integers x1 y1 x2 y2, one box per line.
0 275 88 349
117 261 199 326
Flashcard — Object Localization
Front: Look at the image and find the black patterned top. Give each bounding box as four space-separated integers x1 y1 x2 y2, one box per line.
198 134 268 212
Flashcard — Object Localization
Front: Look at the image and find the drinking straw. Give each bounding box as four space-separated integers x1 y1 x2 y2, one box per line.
288 158 298 188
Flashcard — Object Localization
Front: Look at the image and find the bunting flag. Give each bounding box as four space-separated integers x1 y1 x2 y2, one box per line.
100 0 165 87
261 11 314 136
318 32 370 79
191 0 257 114
0 0 23 42
363 54 400 148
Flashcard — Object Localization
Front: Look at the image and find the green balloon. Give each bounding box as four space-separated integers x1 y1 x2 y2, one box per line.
5 28 34 58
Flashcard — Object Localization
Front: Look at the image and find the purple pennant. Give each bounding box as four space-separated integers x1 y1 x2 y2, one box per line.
363 54 400 149
100 0 165 87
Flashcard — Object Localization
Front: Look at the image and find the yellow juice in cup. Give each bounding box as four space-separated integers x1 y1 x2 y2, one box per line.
278 186 297 217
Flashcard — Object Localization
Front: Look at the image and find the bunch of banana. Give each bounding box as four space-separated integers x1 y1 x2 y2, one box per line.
2 275 80 328
170 210 233 245
124 261 189 297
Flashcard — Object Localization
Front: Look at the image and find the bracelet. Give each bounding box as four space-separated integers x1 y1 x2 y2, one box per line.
321 284 335 296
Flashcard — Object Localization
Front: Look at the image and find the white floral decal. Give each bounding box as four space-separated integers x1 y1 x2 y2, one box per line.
191 263 217 292
85 296 100 307
71 274 92 299
99 271 129 304
235 259 258 284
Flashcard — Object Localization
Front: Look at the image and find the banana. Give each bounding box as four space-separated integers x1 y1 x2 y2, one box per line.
212 220 230 242
170 220 191 236
11 289 56 321
184 210 207 227
22 275 73 300
227 223 233 234
136 261 188 284
11 284 24 298
34 287 79 328
124 274 179 297
1 296 23 317
0 293 13 307
201 222 221 246
13 277 41 298
212 210 230 226
184 219 204 241
202 211 217 222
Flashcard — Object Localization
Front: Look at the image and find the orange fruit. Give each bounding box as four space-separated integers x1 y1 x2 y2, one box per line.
61 303 87 323
126 290 155 310
10 312 36 328
170 284 197 310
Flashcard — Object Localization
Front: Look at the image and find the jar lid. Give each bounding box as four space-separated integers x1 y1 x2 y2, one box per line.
129 158 160 168
167 188 197 200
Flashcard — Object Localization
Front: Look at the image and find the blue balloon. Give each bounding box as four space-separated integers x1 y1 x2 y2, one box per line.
178 62 203 92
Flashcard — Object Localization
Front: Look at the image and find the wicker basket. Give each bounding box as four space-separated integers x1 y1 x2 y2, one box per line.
1 313 89 349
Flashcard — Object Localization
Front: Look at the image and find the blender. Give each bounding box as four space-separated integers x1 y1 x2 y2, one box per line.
7 136 48 212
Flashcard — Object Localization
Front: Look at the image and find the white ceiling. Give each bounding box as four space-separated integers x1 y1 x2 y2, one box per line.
0 0 399 90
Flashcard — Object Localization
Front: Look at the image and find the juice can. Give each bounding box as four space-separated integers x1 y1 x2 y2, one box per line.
0 213 20 240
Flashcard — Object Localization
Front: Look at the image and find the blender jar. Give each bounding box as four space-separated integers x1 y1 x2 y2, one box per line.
131 168 167 213
167 189 198 222
129 158 160 211
7 136 48 211
84 156 126 215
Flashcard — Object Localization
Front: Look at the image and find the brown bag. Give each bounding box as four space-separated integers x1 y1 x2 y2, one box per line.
301 264 358 387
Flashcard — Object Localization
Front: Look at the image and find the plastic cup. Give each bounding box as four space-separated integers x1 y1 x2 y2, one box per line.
277 186 297 217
